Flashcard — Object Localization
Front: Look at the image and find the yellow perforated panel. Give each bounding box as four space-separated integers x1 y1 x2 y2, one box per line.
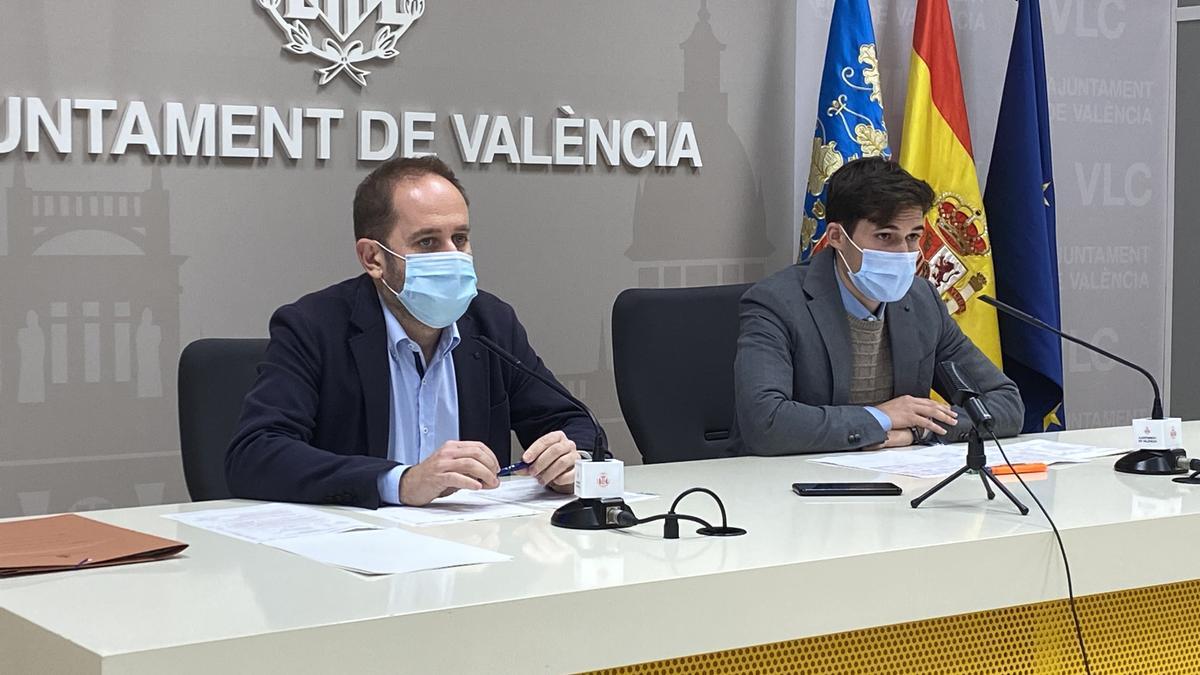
587 579 1200 674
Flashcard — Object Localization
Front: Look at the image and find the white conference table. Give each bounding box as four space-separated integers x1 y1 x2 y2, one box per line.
3 423 1200 674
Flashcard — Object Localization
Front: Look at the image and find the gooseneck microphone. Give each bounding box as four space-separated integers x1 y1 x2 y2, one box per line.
473 333 607 460
472 334 746 538
978 295 1181 475
979 295 1163 419
473 334 634 530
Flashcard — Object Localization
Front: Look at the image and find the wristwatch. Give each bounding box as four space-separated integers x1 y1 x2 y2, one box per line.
909 426 934 445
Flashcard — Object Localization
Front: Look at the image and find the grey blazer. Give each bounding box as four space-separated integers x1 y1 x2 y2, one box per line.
731 248 1023 455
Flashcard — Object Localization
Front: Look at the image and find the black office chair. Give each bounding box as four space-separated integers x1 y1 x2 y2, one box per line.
178 338 269 501
612 283 750 463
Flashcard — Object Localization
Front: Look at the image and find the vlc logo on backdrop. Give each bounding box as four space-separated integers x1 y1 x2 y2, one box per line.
258 0 425 86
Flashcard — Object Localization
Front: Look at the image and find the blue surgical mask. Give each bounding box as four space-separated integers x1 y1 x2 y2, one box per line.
375 242 478 328
836 236 920 303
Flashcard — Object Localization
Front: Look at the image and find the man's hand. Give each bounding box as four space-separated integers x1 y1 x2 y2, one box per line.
519 431 578 493
866 428 917 450
399 441 500 506
876 395 958 436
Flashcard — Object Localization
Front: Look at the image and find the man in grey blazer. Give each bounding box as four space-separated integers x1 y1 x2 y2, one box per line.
732 158 1023 455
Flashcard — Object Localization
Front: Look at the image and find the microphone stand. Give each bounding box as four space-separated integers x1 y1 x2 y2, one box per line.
910 426 1029 515
979 295 1185 476
473 334 634 530
549 480 635 531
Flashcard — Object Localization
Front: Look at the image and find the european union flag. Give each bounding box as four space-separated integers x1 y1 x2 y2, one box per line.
799 0 890 261
984 0 1065 433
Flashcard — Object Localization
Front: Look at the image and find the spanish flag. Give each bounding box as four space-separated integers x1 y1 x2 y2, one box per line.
899 0 1002 367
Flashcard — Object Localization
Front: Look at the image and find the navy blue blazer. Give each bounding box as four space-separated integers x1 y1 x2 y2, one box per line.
225 274 596 509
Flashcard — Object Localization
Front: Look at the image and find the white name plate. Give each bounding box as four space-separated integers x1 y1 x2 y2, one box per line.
1132 417 1183 449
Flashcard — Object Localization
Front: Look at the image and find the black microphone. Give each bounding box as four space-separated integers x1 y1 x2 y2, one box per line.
979 294 1163 420
935 360 994 430
472 334 607 460
911 360 1030 515
473 334 637 531
979 294 1183 476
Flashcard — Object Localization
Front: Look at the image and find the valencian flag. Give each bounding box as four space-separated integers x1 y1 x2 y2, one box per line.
985 0 1065 433
899 0 1002 367
799 0 890 262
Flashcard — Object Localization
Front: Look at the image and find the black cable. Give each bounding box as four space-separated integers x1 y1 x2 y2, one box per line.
629 512 714 530
615 486 745 538
669 487 729 524
987 430 1091 675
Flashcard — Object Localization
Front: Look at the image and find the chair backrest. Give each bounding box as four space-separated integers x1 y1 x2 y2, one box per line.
178 338 269 501
611 283 750 463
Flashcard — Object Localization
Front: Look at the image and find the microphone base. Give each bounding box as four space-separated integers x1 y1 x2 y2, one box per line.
1114 448 1186 475
550 497 634 530
910 427 1029 516
696 526 747 537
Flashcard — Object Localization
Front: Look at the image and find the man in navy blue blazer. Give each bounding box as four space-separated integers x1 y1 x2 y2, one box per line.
225 156 596 509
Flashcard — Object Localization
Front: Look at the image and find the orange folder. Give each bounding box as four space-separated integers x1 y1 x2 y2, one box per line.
0 514 187 577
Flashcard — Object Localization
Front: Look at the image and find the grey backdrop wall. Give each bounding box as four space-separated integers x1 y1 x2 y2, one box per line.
0 0 1172 516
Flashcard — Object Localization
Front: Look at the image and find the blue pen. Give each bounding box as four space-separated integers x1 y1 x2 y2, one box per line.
498 461 529 477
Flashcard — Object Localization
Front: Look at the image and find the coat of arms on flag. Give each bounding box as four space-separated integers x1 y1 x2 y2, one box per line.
919 192 991 317
799 0 891 262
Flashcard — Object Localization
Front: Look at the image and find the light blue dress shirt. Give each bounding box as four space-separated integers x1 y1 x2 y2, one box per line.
374 295 462 505
833 271 892 433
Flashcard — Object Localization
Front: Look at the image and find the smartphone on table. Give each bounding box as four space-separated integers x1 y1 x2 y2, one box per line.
792 482 902 497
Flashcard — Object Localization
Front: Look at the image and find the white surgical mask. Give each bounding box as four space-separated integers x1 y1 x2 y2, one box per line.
836 235 919 303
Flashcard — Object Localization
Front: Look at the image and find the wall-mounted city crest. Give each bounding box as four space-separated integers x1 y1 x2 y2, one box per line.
258 0 425 86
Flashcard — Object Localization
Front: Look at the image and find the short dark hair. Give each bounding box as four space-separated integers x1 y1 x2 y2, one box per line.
353 156 470 242
825 157 934 234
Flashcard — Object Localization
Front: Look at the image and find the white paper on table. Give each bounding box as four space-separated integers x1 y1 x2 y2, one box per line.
477 478 658 511
808 449 950 478
367 478 657 526
372 494 541 527
995 440 1124 463
476 478 577 509
268 528 511 575
166 503 377 543
808 440 1127 479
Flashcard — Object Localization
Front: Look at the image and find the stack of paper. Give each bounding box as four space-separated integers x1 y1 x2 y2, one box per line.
372 495 541 527
808 440 1125 479
167 503 509 575
370 478 656 527
166 503 372 543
